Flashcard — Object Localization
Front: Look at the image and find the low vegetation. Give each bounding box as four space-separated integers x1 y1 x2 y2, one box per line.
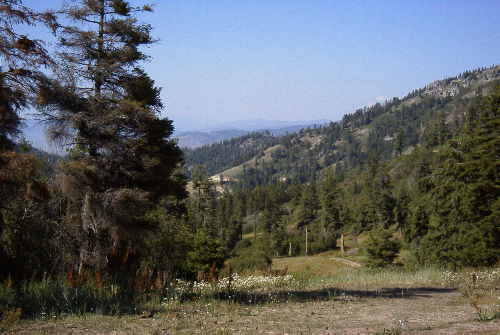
2 258 499 333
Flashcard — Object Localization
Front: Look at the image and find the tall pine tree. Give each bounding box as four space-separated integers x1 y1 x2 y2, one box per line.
419 85 500 267
37 0 184 277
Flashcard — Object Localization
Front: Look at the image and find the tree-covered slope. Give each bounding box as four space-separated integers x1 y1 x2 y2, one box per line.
184 65 500 186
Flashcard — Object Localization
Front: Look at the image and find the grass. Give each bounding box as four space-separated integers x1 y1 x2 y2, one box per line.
4 255 500 334
272 251 350 278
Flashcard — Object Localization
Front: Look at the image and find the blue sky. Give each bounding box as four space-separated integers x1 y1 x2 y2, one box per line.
22 0 500 136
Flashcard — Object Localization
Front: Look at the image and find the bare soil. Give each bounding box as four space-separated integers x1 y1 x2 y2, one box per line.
8 286 500 334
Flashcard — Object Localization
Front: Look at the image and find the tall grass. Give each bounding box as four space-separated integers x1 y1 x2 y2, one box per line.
1 277 140 319
3 266 498 323
308 266 445 289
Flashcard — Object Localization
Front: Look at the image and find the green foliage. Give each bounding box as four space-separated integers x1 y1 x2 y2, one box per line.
422 112 451 148
228 238 272 273
143 204 193 279
187 230 226 275
0 282 15 311
35 0 185 279
270 218 289 256
364 227 401 268
0 1 53 152
319 170 344 238
294 183 318 229
411 85 500 267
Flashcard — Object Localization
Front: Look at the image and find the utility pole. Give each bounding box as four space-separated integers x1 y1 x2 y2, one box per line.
305 226 308 256
254 218 257 241
340 233 345 256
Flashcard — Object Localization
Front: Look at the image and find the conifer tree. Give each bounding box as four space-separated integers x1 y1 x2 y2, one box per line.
364 226 400 268
318 170 344 249
1 0 54 151
271 216 288 256
0 1 56 279
294 183 318 229
419 85 500 267
294 183 319 255
37 0 184 276
422 112 451 148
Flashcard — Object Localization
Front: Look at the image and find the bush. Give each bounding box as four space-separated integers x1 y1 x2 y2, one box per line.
227 238 272 273
228 250 272 273
231 239 252 257
0 282 15 311
364 227 401 268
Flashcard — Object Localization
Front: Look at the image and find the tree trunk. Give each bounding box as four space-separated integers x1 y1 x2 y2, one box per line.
254 219 257 241
340 233 345 256
305 226 308 256
95 0 105 98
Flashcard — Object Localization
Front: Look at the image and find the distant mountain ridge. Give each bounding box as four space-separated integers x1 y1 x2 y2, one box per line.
175 119 330 148
203 119 330 132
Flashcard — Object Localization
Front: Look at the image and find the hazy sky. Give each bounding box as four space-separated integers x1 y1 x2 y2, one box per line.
23 0 500 132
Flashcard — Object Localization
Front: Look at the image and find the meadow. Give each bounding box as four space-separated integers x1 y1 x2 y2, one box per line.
2 254 499 334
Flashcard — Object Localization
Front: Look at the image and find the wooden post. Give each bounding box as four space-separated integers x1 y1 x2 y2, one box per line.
340 233 345 256
305 226 308 256
254 219 257 241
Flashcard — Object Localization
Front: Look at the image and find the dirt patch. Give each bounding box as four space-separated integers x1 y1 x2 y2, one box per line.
8 287 500 334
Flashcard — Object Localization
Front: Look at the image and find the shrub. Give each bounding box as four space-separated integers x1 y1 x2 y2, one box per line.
364 227 401 268
0 282 15 311
231 239 252 257
228 249 272 273
227 238 272 273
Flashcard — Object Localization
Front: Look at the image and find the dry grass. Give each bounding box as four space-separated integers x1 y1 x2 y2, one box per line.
272 251 351 278
8 286 500 334
5 259 500 334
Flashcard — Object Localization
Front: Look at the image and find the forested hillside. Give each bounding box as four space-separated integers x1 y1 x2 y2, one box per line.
181 66 499 271
184 65 500 187
186 80 499 270
1 1 498 328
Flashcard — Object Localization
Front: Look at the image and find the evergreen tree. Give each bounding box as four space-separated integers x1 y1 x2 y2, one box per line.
189 165 217 235
0 0 54 150
37 0 184 277
271 216 289 256
187 229 225 277
318 170 343 249
422 112 451 148
0 1 57 280
294 184 319 255
364 226 401 268
294 184 318 228
418 86 500 267
394 129 404 156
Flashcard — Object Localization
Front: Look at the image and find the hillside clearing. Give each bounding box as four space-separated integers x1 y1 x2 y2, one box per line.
8 285 499 334
7 265 500 334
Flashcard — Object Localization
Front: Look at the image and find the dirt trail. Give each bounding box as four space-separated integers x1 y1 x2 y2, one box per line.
330 257 362 268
